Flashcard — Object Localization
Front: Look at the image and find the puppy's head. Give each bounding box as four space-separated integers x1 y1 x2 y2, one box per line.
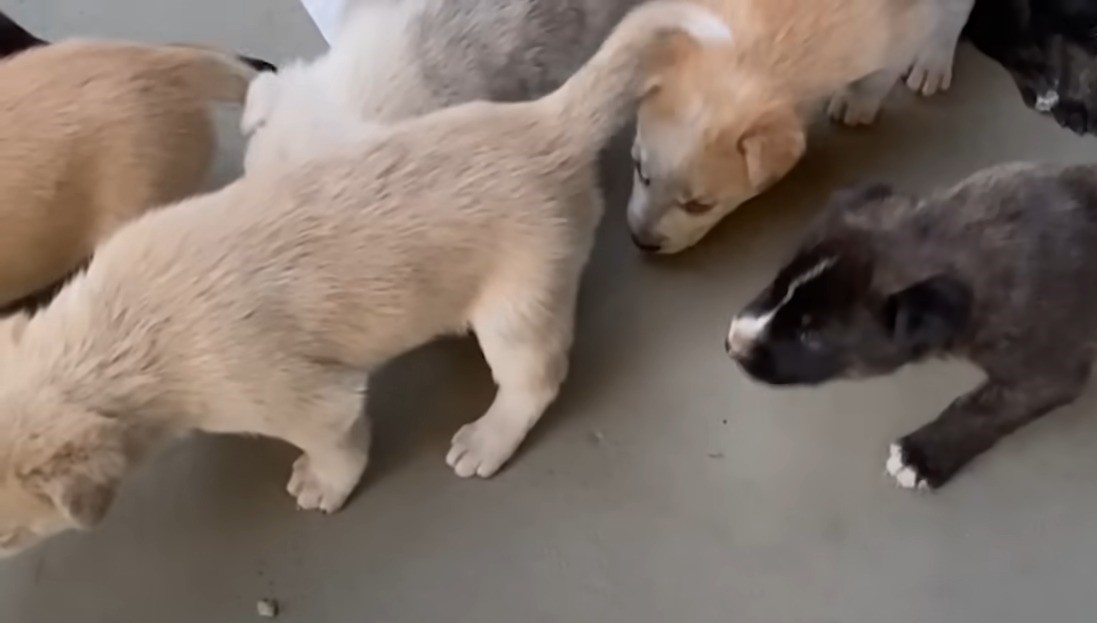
725 185 973 385
0 316 129 557
629 50 806 254
0 404 128 557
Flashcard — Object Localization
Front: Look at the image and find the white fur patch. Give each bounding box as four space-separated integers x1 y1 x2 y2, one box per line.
726 313 772 355
885 444 928 490
1035 90 1059 113
672 4 733 45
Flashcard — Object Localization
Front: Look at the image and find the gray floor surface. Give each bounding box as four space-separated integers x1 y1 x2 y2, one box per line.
4 1 1097 622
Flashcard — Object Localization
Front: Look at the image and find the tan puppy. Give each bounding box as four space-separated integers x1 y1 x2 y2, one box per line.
627 0 974 254
0 1 730 556
0 39 268 308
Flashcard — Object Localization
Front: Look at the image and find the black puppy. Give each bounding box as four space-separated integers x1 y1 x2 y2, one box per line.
0 10 45 58
966 0 1097 134
727 163 1097 489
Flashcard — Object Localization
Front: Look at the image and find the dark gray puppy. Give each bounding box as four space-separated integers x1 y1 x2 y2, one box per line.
725 162 1097 489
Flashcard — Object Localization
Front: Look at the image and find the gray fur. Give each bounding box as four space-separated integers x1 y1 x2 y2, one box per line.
242 0 644 172
408 0 642 104
728 162 1097 488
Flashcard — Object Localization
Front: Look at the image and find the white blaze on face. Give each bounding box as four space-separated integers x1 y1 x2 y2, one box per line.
726 257 836 356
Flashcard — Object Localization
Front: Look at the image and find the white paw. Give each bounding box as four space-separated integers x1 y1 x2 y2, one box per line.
1034 90 1060 113
904 45 955 96
885 444 929 490
446 420 522 479
827 90 882 126
286 454 359 513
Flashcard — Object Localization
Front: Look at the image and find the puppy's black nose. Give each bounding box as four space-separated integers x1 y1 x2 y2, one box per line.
630 231 663 253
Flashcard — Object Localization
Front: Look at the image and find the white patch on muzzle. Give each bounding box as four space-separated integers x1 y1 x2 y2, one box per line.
726 256 836 354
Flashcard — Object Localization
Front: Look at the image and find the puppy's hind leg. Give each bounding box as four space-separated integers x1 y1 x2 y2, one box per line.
447 279 578 479
278 372 369 513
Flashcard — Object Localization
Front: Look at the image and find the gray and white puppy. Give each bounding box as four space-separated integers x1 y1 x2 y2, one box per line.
243 0 643 171
725 162 1097 489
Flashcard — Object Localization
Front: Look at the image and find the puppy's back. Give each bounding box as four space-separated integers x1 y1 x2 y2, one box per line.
706 0 934 98
0 40 259 306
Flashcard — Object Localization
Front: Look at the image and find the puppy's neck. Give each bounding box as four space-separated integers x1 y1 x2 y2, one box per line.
9 282 174 429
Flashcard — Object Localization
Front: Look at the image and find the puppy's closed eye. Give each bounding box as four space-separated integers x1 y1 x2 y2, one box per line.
632 156 650 186
681 199 715 214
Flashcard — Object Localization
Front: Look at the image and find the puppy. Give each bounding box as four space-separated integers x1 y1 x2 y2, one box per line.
0 1 730 556
242 0 643 172
0 40 272 309
0 10 45 58
965 0 1097 135
726 162 1097 490
627 0 975 254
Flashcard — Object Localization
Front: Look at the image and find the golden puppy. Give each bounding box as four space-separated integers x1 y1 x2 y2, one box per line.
0 39 270 308
627 0 974 254
0 1 728 556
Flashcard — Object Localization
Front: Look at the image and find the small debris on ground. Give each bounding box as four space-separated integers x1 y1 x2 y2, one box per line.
589 430 605 445
257 599 279 618
707 451 725 459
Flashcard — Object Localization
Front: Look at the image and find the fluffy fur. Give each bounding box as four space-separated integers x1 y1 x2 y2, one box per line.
0 39 271 309
0 1 731 557
242 0 643 172
726 162 1097 489
964 0 1097 135
627 0 975 254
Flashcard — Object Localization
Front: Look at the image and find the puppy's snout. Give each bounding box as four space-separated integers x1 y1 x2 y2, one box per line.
725 316 760 359
630 230 664 253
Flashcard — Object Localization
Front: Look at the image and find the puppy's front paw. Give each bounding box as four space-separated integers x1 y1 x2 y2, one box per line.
827 90 882 126
904 45 955 96
885 443 933 490
446 420 521 479
287 454 358 513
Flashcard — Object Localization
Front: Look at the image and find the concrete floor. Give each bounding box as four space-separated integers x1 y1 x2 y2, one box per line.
4 1 1097 622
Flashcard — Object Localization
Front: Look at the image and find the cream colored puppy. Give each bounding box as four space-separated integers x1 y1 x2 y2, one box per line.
0 1 730 557
627 0 974 254
0 39 269 308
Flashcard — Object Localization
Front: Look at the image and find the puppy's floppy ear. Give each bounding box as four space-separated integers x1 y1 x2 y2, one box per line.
22 417 129 530
883 275 973 355
0 312 30 348
738 103 806 190
241 71 281 136
40 473 118 529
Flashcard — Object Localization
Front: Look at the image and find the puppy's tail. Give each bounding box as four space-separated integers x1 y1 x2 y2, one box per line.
158 44 277 105
543 1 730 150
0 10 47 59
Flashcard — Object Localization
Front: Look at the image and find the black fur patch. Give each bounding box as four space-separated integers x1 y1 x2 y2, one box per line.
0 10 45 59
